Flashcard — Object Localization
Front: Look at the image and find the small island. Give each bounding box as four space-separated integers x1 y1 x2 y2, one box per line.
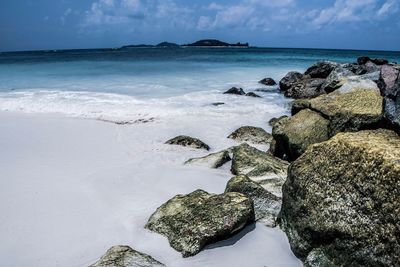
119 39 249 49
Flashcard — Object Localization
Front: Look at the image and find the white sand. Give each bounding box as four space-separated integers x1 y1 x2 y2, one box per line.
0 111 301 267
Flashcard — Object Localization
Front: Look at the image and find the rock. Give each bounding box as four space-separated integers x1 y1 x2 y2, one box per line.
380 64 400 97
321 65 355 93
259 78 277 86
89 245 165 267
165 135 210 150
223 87 245 95
145 190 255 257
225 175 281 227
211 102 225 106
291 89 383 136
279 72 304 91
231 143 289 195
344 63 367 75
227 126 272 145
371 58 389 65
279 129 400 266
245 92 261 98
335 73 380 93
268 115 289 127
285 78 325 99
364 61 382 73
304 61 339 79
272 109 329 161
185 150 231 168
384 94 400 131
357 56 371 65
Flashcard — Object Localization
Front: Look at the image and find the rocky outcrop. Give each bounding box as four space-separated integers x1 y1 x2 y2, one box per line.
89 245 165 267
272 109 329 161
223 87 245 95
227 126 272 145
279 72 304 91
285 78 325 99
280 129 400 266
304 61 339 79
259 78 277 86
357 56 389 66
291 88 383 136
165 135 210 150
185 150 231 168
231 143 289 196
146 190 254 257
225 175 281 227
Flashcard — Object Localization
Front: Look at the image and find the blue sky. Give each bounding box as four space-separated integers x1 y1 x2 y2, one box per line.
0 0 399 51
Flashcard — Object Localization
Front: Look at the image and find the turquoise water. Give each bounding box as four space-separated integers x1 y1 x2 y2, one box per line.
0 48 398 121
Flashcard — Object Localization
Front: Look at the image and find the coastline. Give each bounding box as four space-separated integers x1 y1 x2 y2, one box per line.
0 111 301 266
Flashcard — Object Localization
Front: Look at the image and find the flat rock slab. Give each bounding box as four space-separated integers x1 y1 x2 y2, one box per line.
225 175 281 227
89 245 165 267
185 150 231 168
145 190 254 257
165 135 210 150
228 126 272 145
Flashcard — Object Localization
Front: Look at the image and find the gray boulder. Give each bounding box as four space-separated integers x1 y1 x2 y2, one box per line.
185 150 231 168
380 64 400 97
146 190 254 257
384 94 400 131
231 143 289 196
89 246 164 267
225 175 281 227
304 61 339 79
280 129 400 266
228 126 272 145
272 109 330 161
165 135 210 150
279 72 304 91
285 78 325 99
321 65 355 93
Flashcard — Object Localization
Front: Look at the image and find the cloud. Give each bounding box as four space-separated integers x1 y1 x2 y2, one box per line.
377 0 399 17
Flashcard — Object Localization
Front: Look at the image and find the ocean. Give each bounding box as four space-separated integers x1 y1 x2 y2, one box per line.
0 47 399 122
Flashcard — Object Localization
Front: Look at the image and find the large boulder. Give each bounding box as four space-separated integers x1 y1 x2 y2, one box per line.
231 143 289 196
380 64 400 97
272 109 329 161
284 78 325 99
291 88 383 136
279 129 400 266
146 190 254 257
259 78 277 86
225 175 281 227
185 150 231 168
304 61 339 79
89 245 165 267
227 126 272 145
165 135 210 150
279 72 304 91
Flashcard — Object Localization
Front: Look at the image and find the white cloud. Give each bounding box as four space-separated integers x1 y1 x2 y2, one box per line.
377 0 399 17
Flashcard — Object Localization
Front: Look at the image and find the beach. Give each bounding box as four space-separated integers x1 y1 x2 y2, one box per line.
0 111 300 266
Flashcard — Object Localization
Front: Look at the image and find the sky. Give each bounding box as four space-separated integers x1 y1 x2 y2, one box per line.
0 0 399 52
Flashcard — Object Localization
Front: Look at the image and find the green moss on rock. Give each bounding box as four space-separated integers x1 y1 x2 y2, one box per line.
272 109 329 160
280 129 400 266
145 190 254 257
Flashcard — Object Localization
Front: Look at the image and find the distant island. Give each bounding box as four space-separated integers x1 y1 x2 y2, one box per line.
119 39 249 49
